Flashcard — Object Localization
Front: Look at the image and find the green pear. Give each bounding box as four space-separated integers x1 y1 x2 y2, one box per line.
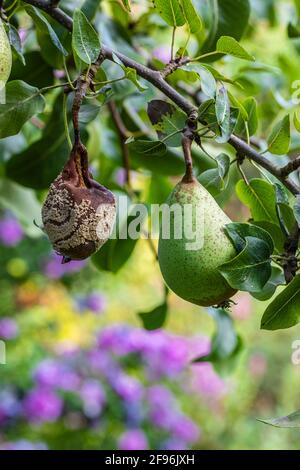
158 177 237 307
0 19 12 85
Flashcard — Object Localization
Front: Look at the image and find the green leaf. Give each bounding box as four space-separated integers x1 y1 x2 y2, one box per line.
25 6 67 56
234 97 258 137
82 0 102 20
224 222 274 254
147 99 185 147
252 221 285 254
267 115 291 155
5 93 70 189
236 179 278 224
251 267 285 301
216 36 254 61
215 86 231 141
219 236 272 292
123 67 147 92
201 0 250 57
0 81 45 139
287 22 300 38
92 203 146 273
183 64 216 99
193 308 242 374
274 183 295 236
293 195 300 228
258 409 300 428
0 179 42 237
7 24 25 65
180 0 202 34
293 112 300 133
138 302 168 330
10 51 54 88
127 139 167 156
153 0 186 26
261 274 300 330
72 9 101 66
121 0 131 12
198 153 230 196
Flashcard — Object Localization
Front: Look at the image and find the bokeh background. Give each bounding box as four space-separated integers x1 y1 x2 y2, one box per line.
1 0 300 451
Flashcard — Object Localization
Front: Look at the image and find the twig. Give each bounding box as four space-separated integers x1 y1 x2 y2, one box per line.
108 101 131 188
280 156 300 178
282 224 300 283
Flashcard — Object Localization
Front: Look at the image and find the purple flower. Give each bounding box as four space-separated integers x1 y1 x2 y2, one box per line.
142 333 189 378
33 359 80 391
112 373 143 402
118 429 148 450
0 216 23 246
114 168 127 187
97 325 134 355
77 292 106 314
1 440 47 450
43 253 86 279
80 379 106 418
87 349 119 380
34 359 62 388
18 28 27 46
172 416 200 443
0 318 19 340
0 389 21 420
161 438 188 450
147 385 178 429
23 387 63 423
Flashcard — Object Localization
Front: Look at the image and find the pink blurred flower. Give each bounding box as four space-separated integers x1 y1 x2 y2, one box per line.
118 429 148 450
190 363 226 398
231 293 253 320
249 353 267 377
53 70 65 79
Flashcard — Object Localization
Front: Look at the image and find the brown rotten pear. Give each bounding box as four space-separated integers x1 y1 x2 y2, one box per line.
42 142 116 261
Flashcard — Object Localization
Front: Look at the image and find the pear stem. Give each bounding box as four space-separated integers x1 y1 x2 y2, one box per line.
181 135 195 183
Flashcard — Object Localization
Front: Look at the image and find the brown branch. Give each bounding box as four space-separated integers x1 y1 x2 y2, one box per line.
282 224 300 283
108 101 131 187
72 53 105 143
280 156 300 178
160 56 190 79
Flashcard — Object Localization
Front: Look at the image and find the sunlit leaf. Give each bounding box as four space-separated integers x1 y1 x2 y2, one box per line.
261 274 300 330
153 0 186 27
267 115 290 155
216 36 255 61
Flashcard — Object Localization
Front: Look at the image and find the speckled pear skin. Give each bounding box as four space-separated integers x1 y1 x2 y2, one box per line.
0 19 12 84
42 142 116 260
158 178 237 306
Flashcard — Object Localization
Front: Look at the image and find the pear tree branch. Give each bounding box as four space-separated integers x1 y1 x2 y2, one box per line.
21 0 300 199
